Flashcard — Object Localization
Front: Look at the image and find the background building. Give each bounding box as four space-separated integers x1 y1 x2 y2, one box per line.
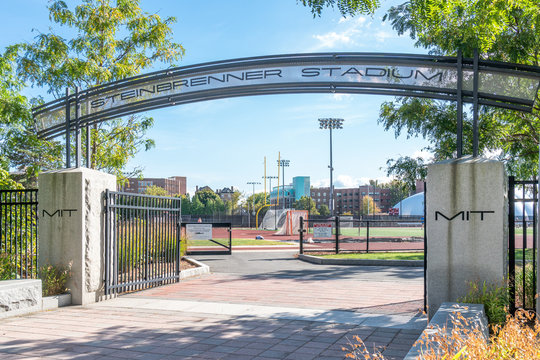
310 185 393 215
124 176 186 196
216 186 236 202
269 176 310 209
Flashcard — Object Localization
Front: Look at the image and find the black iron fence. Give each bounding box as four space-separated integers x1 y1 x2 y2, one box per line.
0 189 39 279
298 217 425 254
104 190 182 295
182 222 232 255
508 177 537 314
181 214 254 227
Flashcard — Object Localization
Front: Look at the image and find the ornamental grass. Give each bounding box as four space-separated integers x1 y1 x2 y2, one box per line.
343 309 540 359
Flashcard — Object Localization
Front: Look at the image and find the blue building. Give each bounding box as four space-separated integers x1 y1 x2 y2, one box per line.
269 176 310 209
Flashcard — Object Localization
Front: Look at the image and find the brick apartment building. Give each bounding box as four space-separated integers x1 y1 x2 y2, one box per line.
123 176 187 196
310 185 393 215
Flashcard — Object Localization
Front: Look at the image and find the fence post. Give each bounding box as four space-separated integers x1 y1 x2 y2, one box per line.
228 224 232 255
366 220 370 253
104 190 110 295
299 216 304 254
176 201 181 280
508 176 515 314
144 201 149 282
423 181 427 313
335 216 339 254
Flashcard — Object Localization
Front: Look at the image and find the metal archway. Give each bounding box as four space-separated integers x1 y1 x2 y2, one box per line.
32 52 540 166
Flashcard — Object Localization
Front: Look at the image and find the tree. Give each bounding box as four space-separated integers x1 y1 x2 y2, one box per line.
192 189 225 215
379 179 409 207
179 194 192 215
229 190 243 215
15 0 184 183
0 51 63 187
299 0 380 17
0 169 23 190
293 196 319 214
362 195 380 215
245 192 269 215
383 156 427 195
318 204 331 216
380 0 540 178
144 185 168 197
191 196 204 215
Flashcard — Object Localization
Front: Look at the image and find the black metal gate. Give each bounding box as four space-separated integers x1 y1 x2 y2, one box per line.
182 222 232 255
104 190 182 295
0 189 39 279
508 177 537 314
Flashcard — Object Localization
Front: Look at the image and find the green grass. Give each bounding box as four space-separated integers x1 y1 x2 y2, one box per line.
187 238 295 247
316 252 424 260
514 249 535 261
307 227 424 238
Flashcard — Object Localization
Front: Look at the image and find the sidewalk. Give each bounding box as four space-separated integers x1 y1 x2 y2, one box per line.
0 299 423 360
0 252 426 359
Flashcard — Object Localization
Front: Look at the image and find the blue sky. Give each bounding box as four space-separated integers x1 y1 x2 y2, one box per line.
1 0 432 195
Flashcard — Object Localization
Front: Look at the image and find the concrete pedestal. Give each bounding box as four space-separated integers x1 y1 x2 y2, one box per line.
426 157 507 318
38 168 116 305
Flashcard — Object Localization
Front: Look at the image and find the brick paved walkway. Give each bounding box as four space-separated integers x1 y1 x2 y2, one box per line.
0 305 422 360
130 273 423 316
0 252 426 359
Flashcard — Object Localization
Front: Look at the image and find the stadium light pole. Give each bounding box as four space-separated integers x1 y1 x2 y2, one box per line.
319 118 344 216
246 181 261 228
277 159 290 209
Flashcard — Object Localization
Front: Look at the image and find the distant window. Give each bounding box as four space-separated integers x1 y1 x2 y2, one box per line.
318 192 320 196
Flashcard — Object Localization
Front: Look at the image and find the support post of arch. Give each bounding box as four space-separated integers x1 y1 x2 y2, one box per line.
426 157 508 318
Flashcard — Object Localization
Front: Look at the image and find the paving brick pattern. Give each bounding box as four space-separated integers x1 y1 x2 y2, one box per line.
128 273 424 316
0 253 425 359
0 306 422 360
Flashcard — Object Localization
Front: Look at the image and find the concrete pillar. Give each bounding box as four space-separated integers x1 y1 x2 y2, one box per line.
38 168 116 305
426 157 507 318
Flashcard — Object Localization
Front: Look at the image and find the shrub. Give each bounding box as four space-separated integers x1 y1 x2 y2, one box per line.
458 281 509 325
0 253 17 280
39 264 70 296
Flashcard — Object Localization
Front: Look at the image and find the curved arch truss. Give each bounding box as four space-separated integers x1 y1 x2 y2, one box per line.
33 52 540 139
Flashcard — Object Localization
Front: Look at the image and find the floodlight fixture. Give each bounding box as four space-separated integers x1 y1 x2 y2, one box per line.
318 118 344 130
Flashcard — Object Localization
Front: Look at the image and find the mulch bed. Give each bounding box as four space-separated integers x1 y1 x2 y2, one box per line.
181 258 199 270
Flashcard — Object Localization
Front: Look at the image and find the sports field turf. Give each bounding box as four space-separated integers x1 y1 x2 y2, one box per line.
188 239 295 246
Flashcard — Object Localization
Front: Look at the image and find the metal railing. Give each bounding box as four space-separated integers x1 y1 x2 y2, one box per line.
0 189 39 279
104 190 182 295
508 177 537 314
298 216 425 254
182 222 232 255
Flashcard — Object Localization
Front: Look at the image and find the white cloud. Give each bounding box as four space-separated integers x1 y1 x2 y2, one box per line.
411 150 434 161
331 93 352 101
313 31 353 49
312 175 392 189
374 31 394 43
311 17 367 50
